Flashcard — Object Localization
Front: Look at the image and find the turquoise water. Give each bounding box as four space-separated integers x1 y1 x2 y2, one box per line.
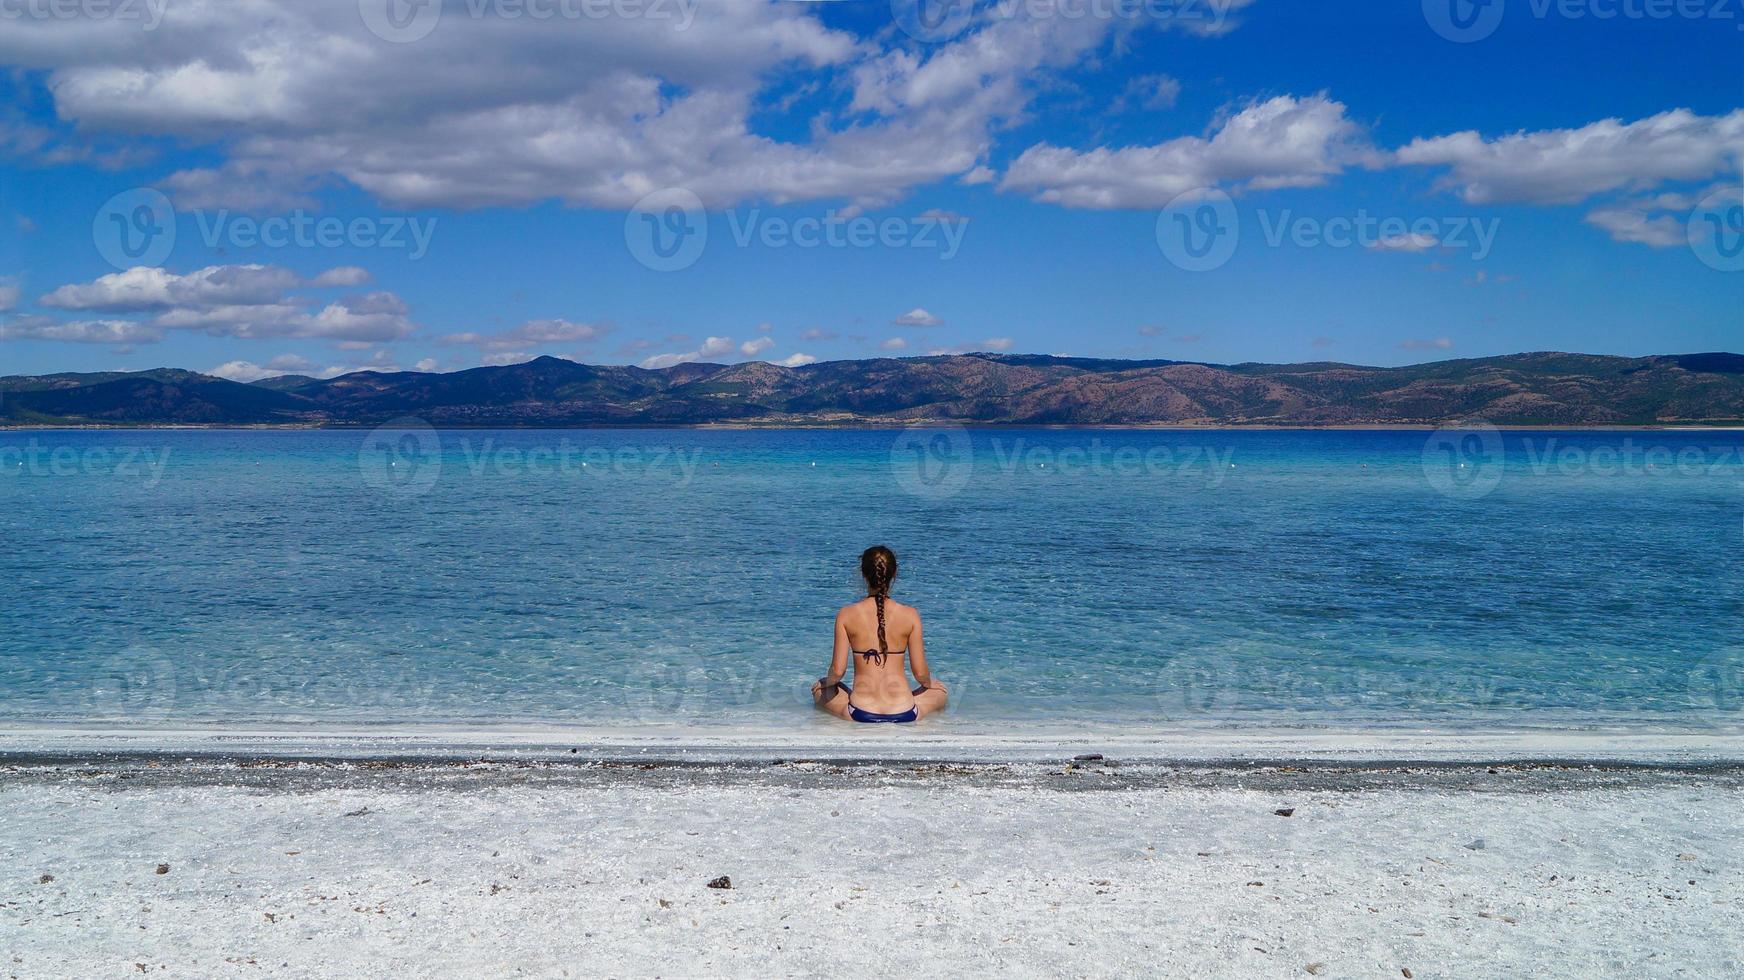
1 427 1741 732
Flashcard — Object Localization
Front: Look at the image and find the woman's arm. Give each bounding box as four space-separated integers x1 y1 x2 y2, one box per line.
820 610 851 688
908 614 938 691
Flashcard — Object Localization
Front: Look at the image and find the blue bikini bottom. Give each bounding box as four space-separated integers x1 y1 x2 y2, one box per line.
839 683 919 723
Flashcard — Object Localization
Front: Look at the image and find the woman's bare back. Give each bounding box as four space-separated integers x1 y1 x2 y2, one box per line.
840 596 918 711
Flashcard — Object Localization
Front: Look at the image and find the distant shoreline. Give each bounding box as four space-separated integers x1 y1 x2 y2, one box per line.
5 422 1744 432
8 352 1744 429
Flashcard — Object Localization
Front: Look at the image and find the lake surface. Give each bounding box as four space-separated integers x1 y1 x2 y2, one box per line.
2 426 1741 734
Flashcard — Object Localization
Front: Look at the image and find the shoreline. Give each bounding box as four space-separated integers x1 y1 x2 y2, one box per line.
4 724 1742 765
7 753 1744 794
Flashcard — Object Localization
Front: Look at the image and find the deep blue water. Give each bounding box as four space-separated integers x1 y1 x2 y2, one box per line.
1 426 1741 732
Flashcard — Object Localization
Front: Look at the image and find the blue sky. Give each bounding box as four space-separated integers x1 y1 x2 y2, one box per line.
1 0 1740 380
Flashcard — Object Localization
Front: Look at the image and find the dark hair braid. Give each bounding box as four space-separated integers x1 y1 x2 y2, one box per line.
859 545 898 655
873 555 888 654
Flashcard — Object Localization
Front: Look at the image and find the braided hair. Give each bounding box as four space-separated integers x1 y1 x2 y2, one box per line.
859 545 898 656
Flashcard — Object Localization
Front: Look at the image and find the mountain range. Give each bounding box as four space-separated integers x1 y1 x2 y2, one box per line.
4 351 1744 427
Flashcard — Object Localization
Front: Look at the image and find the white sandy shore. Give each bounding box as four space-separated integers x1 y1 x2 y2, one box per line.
3 758 1740 978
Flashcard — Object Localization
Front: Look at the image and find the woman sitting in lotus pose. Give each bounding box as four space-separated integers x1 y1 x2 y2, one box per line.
811 545 948 723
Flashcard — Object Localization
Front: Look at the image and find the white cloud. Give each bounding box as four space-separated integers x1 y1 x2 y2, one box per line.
774 353 818 367
149 303 304 335
1583 185 1730 247
338 349 406 373
414 358 439 372
294 347 402 378
1399 337 1453 351
926 338 1018 354
481 351 537 367
639 335 735 369
309 266 372 287
271 354 314 371
0 0 1256 215
740 336 774 356
893 307 942 327
207 353 315 382
1370 233 1440 252
32 264 417 343
880 337 908 350
4 315 164 344
40 264 302 312
755 321 773 333
1396 108 1744 205
208 360 278 382
1117 73 1181 112
442 318 608 351
1000 94 1376 209
800 328 838 341
0 281 18 312
150 291 415 342
1584 206 1686 247
294 293 417 342
161 160 320 212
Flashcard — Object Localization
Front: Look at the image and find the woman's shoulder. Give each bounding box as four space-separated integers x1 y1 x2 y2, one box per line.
838 597 918 617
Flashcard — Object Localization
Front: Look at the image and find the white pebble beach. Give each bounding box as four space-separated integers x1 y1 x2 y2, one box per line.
3 742 1741 978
